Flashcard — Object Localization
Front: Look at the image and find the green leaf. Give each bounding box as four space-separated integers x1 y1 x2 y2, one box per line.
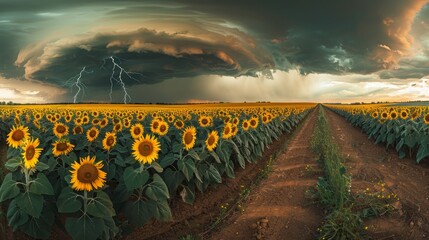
7 199 29 231
0 173 20 202
65 215 104 240
208 165 222 183
123 200 153 227
162 168 185 195
178 157 195 181
209 151 221 164
123 166 149 191
57 188 82 213
151 199 172 221
145 174 170 201
159 153 176 168
20 206 55 240
87 191 116 218
29 173 54 195
187 150 201 161
180 185 195 204
151 162 164 173
35 162 50 171
16 192 43 218
5 157 22 171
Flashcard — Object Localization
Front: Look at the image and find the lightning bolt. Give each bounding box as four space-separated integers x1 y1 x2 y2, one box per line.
64 66 92 103
106 56 144 104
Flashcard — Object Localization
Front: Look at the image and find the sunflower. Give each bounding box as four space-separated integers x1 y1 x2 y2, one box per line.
86 127 100 142
249 117 259 129
168 115 175 123
174 120 184 129
100 118 108 128
82 116 90 125
381 111 388 119
73 126 83 135
52 123 69 138
424 113 429 124
65 115 72 123
206 130 219 152
113 122 123 132
389 110 398 120
132 134 161 164
102 132 117 151
21 137 42 170
371 111 378 119
130 123 144 139
182 126 197 150
242 120 250 131
231 125 238 137
150 119 160 134
199 116 211 127
92 118 100 126
232 117 239 125
123 120 131 129
7 125 30 148
70 156 106 192
74 118 83 126
157 121 169 136
52 139 75 156
262 115 269 124
222 123 233 139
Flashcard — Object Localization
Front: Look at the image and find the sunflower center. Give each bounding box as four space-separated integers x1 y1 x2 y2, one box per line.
77 164 98 183
133 127 141 135
56 142 69 151
176 121 183 127
425 114 429 122
184 132 193 144
391 112 397 118
89 130 97 138
208 135 215 145
202 119 208 125
115 124 121 131
75 127 83 134
153 121 159 129
402 112 407 117
25 146 35 160
138 141 153 157
160 125 167 132
106 136 115 146
244 122 249 128
12 130 24 141
250 120 256 126
57 125 66 133
224 127 231 135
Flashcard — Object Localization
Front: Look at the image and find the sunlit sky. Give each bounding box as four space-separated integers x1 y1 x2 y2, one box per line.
1 0 429 103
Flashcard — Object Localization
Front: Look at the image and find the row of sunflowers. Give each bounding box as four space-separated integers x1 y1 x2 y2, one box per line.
0 103 315 239
325 104 429 163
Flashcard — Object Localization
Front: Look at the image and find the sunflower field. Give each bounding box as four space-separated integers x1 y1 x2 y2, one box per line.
0 103 314 239
325 104 429 163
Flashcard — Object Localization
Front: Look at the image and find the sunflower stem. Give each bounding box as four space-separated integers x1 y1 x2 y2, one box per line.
83 190 88 214
24 167 30 192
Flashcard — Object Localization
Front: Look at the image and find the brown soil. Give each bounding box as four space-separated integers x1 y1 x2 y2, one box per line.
324 107 429 240
123 111 315 240
211 107 324 240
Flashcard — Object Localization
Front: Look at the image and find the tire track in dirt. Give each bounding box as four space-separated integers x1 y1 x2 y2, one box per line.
325 107 429 240
212 107 324 240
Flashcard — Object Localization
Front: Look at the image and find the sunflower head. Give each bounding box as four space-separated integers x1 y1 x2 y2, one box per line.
150 119 160 133
21 137 42 170
86 127 100 142
157 121 169 136
113 122 122 132
381 112 388 119
102 132 117 151
70 156 106 192
7 125 30 148
199 116 211 127
100 118 108 128
389 111 398 120
182 126 197 150
242 120 250 131
174 120 184 129
132 134 161 164
52 139 75 157
372 111 378 119
400 110 408 120
222 123 233 139
249 117 259 129
206 130 219 152
130 123 144 139
73 126 83 135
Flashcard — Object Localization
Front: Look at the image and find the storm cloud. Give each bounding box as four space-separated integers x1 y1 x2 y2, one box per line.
0 0 429 103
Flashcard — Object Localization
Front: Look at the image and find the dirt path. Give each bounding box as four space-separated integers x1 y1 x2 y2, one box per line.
212 107 324 240
324 107 429 240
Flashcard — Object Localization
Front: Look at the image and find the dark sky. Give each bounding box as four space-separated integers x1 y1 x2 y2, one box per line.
1 0 429 103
